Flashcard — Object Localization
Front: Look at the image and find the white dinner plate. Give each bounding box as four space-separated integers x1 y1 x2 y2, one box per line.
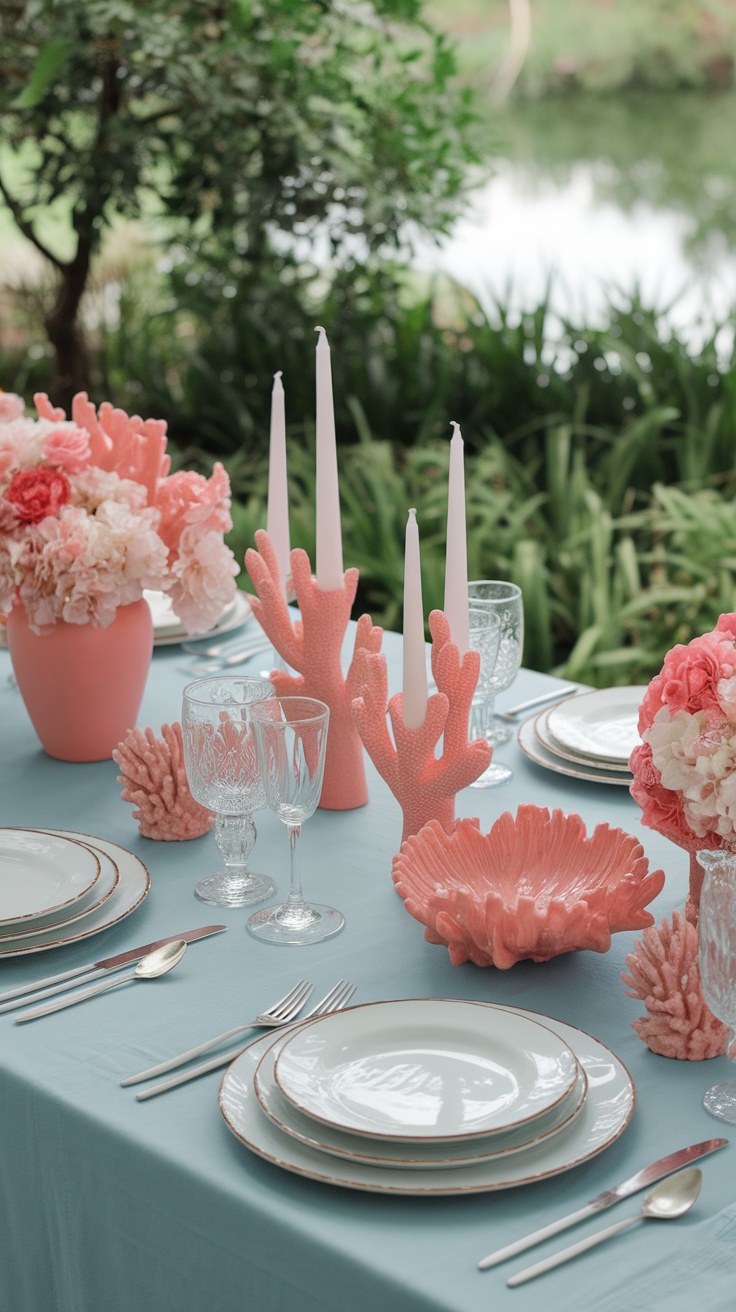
0 839 120 941
546 687 646 765
518 715 633 787
219 1004 635 1196
535 706 632 774
147 590 252 648
255 1034 588 1171
273 1000 579 1143
0 830 101 926
0 832 150 957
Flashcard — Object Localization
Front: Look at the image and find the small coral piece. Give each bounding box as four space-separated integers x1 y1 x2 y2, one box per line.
113 722 214 840
622 910 729 1060
351 609 492 844
392 805 664 968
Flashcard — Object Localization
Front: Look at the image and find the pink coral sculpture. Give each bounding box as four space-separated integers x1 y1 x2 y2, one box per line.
245 530 383 810
113 722 215 840
351 608 492 844
392 806 665 969
622 910 729 1059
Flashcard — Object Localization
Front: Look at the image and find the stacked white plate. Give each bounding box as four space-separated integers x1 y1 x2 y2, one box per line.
143 590 252 648
0 829 150 958
218 999 635 1196
517 686 647 786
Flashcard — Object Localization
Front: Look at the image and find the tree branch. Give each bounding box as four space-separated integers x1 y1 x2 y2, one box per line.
0 173 67 272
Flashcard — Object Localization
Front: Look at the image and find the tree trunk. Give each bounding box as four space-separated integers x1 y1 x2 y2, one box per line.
44 243 93 411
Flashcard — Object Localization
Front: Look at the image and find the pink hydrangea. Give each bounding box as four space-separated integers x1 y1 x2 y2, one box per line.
0 392 24 422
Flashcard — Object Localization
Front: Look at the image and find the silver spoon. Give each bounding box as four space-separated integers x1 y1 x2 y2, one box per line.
15 940 188 1022
507 1167 703 1286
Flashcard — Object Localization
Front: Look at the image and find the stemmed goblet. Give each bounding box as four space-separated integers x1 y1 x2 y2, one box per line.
467 579 524 751
697 849 736 1123
247 696 344 945
182 675 276 908
467 607 505 787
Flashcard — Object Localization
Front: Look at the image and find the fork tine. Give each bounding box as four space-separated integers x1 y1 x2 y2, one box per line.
302 980 355 1020
258 979 310 1021
267 981 314 1022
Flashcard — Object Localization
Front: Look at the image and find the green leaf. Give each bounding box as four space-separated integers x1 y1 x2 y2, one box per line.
13 38 72 109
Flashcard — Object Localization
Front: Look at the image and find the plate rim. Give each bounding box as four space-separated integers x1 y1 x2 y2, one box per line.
218 1002 635 1196
0 839 120 942
273 998 581 1144
0 829 101 925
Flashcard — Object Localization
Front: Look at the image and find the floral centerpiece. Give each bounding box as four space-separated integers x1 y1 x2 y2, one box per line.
0 390 239 634
630 613 736 908
624 614 736 1058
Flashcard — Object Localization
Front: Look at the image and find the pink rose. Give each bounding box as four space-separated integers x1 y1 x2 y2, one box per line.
41 423 91 474
649 632 729 719
5 466 71 523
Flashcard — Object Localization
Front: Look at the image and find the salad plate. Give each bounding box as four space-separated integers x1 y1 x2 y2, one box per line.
518 715 632 786
0 830 100 926
273 1000 579 1143
545 687 645 765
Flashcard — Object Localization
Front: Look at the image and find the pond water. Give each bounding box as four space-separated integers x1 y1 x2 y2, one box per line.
413 91 736 347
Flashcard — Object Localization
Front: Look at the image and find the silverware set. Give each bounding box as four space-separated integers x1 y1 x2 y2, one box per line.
180 630 273 676
478 1137 727 1285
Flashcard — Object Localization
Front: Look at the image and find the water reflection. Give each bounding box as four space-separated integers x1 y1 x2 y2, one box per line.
414 92 736 345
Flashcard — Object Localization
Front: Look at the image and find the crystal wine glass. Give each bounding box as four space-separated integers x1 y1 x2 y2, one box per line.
182 675 276 908
467 581 524 748
467 607 506 787
698 849 736 1123
247 696 344 945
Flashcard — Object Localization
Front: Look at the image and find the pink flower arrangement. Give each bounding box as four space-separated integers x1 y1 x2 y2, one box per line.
0 391 239 633
630 614 736 852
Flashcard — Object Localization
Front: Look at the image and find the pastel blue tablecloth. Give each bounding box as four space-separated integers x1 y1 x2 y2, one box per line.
0 624 733 1312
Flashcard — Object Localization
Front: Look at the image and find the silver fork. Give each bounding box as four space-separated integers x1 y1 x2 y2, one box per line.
121 979 314 1087
132 980 356 1101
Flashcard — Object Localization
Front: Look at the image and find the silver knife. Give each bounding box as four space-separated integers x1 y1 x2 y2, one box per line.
500 686 578 719
477 1138 728 1269
0 925 226 1012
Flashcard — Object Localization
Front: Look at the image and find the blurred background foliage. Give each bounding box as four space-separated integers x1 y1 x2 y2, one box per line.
2 1 736 687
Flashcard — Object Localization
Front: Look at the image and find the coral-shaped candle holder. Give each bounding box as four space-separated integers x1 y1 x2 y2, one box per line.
392 806 665 968
113 723 215 840
245 530 383 810
351 609 492 844
622 910 729 1059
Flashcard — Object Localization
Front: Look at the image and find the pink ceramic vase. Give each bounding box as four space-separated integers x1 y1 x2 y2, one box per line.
7 599 153 762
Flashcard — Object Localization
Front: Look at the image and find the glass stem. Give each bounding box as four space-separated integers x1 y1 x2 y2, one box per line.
483 692 496 739
215 813 256 879
284 823 305 911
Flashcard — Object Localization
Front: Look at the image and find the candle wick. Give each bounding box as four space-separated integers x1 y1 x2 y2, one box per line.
408 507 417 520
450 420 461 437
273 370 283 381
315 324 326 334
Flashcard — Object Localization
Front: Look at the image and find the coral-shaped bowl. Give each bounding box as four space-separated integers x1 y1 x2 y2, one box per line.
391 805 665 969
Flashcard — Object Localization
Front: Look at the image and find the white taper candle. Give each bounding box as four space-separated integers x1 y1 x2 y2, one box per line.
443 421 470 655
402 508 428 728
314 326 344 590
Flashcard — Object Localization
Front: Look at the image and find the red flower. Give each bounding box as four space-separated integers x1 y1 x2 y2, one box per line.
5 466 71 523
